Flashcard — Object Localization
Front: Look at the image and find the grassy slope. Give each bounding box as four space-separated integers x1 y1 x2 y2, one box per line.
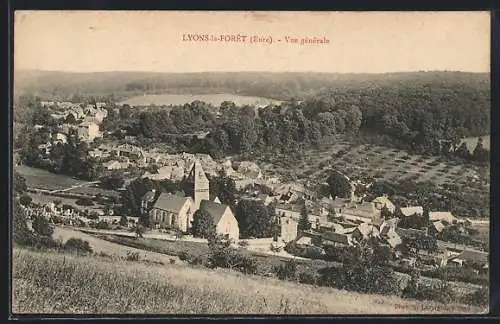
11 248 485 315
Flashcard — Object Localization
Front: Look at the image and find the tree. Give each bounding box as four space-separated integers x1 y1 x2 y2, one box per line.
119 215 128 227
19 194 32 207
454 142 471 159
121 177 159 217
380 204 392 219
14 172 27 195
191 209 216 239
32 215 54 237
100 173 125 190
210 171 237 208
235 199 275 238
326 170 352 199
13 200 34 245
472 137 489 162
297 203 311 232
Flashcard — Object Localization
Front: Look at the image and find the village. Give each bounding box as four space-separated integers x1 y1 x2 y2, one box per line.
16 99 489 282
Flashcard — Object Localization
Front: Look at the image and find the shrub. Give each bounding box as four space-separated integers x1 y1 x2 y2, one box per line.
19 194 32 207
32 215 54 237
76 198 94 206
298 271 318 285
178 251 190 261
96 221 110 230
64 238 93 254
170 259 176 265
273 260 297 281
233 254 258 275
238 240 249 247
126 251 140 261
462 287 489 307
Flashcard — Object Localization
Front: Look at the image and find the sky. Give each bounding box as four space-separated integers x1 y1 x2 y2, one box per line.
14 11 490 74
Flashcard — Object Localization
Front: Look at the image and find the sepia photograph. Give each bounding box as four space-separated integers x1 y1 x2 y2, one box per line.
11 11 490 315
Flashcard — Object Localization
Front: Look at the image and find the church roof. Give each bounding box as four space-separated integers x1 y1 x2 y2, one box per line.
152 192 190 213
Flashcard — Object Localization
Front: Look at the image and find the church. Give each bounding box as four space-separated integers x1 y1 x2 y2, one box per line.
141 160 240 240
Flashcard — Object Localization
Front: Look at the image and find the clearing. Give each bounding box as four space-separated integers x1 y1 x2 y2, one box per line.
11 248 485 314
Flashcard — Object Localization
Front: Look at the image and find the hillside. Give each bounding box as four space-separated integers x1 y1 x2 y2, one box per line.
118 93 282 107
12 248 485 314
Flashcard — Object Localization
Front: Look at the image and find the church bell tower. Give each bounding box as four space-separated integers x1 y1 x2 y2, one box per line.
188 160 210 210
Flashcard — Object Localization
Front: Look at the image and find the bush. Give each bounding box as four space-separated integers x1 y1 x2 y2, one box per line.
96 221 110 230
19 194 32 207
126 251 140 261
76 198 94 206
273 260 297 281
233 254 258 275
178 251 190 261
64 238 93 254
32 215 54 237
462 287 489 307
298 271 318 285
238 240 249 247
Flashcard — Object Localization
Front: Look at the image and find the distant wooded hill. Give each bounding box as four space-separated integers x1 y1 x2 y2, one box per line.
14 70 489 103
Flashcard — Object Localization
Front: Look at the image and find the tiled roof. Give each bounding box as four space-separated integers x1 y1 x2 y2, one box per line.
152 192 190 213
200 200 230 225
400 206 424 217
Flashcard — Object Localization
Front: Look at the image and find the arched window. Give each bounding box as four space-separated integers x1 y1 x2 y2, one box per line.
171 213 177 227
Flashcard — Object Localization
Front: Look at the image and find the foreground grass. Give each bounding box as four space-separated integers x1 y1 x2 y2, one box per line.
12 248 484 315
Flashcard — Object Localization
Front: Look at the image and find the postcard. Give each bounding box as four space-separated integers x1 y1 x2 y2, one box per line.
11 10 490 315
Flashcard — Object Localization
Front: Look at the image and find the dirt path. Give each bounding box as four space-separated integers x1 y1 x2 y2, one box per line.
53 226 183 265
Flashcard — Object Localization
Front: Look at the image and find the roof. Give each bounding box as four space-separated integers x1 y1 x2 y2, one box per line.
400 206 424 217
200 200 231 225
343 202 379 219
432 220 445 233
372 196 396 211
451 250 488 264
429 211 457 224
395 227 427 239
142 190 157 202
321 231 350 245
152 192 190 213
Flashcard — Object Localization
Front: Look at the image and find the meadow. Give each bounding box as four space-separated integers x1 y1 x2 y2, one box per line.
118 93 282 108
11 248 485 315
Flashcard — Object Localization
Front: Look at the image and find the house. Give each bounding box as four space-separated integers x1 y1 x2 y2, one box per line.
351 222 380 242
342 201 381 224
275 203 326 229
447 250 489 270
77 121 101 141
114 144 145 162
429 211 458 224
372 196 396 214
103 160 128 170
400 206 424 217
395 227 427 240
234 161 263 180
68 105 85 120
199 200 239 241
379 218 400 236
428 220 446 236
383 228 403 248
52 132 67 144
279 216 298 242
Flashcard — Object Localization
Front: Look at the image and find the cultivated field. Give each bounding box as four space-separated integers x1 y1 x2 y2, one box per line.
11 248 485 315
118 93 282 107
259 141 487 188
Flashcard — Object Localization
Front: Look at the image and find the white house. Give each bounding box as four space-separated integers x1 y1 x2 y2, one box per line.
200 200 240 241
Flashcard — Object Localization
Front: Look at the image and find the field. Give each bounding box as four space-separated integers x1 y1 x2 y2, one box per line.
11 248 485 315
15 165 87 191
118 93 282 107
259 139 488 188
14 165 120 199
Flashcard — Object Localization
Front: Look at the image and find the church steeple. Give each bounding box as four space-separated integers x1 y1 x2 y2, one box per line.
187 160 210 210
